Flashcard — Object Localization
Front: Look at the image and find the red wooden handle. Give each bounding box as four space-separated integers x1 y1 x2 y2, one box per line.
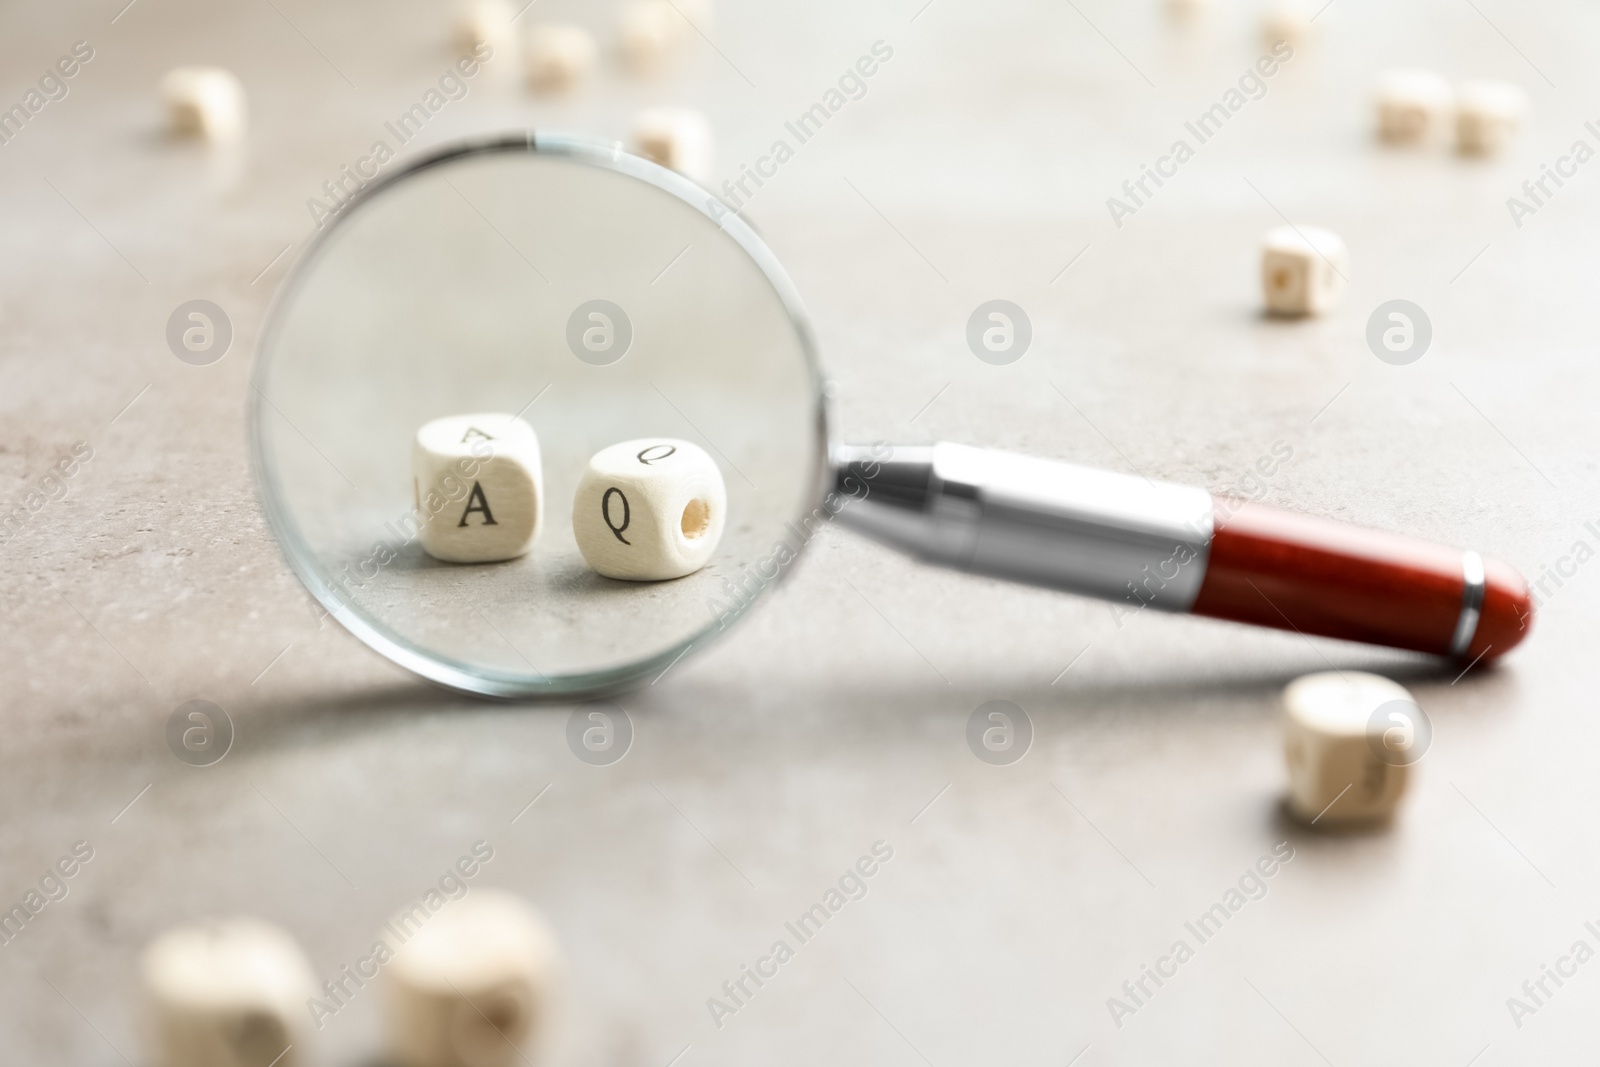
1191 498 1532 661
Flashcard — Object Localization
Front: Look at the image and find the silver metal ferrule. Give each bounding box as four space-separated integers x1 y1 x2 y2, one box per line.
1450 550 1486 657
834 442 1216 611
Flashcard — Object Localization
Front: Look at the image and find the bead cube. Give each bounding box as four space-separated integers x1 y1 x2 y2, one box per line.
1374 69 1453 145
1283 671 1420 826
382 891 559 1067
1261 224 1348 317
619 0 686 74
572 438 726 581
141 918 315 1067
525 25 596 92
632 107 714 185
414 413 543 564
161 67 246 143
456 0 519 61
1456 79 1528 156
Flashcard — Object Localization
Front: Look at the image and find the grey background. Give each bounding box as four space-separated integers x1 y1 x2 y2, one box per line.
0 0 1596 1064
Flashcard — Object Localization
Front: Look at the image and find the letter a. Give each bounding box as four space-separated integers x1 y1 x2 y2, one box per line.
457 481 497 526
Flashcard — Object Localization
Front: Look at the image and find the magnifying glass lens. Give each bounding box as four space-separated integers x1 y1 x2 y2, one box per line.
252 137 826 697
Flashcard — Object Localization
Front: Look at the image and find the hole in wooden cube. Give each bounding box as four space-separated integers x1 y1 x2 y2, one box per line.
573 438 727 581
631 107 714 185
382 890 559 1067
1282 671 1420 828
1455 79 1527 156
161 67 246 143
413 414 543 564
141 918 314 1067
1260 225 1347 317
680 498 711 539
525 25 596 92
1373 69 1452 145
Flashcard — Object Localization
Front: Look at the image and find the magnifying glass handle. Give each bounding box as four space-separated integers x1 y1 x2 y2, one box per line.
832 443 1532 662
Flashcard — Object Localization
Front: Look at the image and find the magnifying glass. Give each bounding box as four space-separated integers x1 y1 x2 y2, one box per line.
251 133 1533 699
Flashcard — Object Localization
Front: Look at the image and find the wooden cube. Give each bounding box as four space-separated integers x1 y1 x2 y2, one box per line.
382 891 559 1067
525 25 596 92
414 413 543 564
1261 2 1311 48
1261 224 1348 317
619 0 686 74
1456 79 1528 156
679 0 714 30
141 918 315 1067
1165 0 1211 20
572 438 726 581
631 107 714 185
1374 69 1452 145
1283 671 1418 826
161 67 246 143
456 0 519 61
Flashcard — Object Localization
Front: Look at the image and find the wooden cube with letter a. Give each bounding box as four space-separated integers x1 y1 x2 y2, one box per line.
141 918 315 1067
414 413 543 564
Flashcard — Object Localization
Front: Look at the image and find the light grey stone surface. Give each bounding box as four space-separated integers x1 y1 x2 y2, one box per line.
1 0 1596 1063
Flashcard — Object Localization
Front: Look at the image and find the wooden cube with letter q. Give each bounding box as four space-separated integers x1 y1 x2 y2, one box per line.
572 438 725 580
